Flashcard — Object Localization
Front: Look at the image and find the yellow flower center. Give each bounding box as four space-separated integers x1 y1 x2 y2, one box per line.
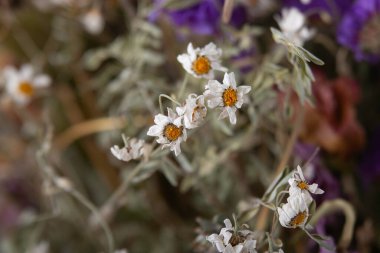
229 234 245 246
18 82 34 96
192 56 211 75
163 123 183 142
290 211 307 227
297 181 309 190
223 88 238 107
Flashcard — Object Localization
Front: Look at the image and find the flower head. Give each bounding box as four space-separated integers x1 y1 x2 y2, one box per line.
277 195 309 228
176 94 207 129
110 137 145 162
177 42 227 79
276 8 314 46
204 72 251 124
147 108 187 156
2 64 51 106
288 165 324 204
338 0 380 62
207 219 257 253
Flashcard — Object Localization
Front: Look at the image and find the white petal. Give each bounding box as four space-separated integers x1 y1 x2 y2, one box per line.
33 74 51 87
154 114 168 125
147 125 162 136
297 165 306 181
20 64 34 80
226 106 237 124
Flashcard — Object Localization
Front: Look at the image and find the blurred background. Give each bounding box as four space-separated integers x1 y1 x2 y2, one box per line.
0 0 380 252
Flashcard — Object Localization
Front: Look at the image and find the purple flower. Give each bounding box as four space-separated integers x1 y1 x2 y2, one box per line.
282 0 353 17
359 127 380 185
337 0 380 62
150 0 247 35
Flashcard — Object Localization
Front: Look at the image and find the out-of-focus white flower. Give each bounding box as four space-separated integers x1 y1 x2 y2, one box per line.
276 8 314 46
81 7 104 34
110 137 145 162
2 64 51 106
301 0 311 4
114 249 128 253
288 165 324 204
147 108 187 156
27 241 49 253
177 42 227 79
207 219 257 253
277 195 309 228
176 94 207 129
204 72 251 125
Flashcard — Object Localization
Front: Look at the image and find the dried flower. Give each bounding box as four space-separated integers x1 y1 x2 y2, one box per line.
288 165 324 204
177 94 207 129
177 42 227 79
2 64 51 106
204 72 251 124
110 137 145 162
207 219 257 253
147 108 187 156
277 195 309 228
276 8 314 46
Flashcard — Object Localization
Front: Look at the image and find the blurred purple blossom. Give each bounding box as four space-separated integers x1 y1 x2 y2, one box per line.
359 127 380 185
282 0 353 17
149 0 248 35
337 0 380 62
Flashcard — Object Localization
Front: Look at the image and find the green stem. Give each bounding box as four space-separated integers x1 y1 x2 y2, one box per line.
178 74 189 100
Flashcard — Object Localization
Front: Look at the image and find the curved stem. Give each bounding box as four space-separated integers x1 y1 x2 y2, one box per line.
178 74 189 100
159 94 181 114
309 199 356 251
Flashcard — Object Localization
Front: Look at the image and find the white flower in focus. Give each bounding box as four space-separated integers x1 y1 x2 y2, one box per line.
147 108 187 156
3 64 51 106
110 137 145 162
177 94 207 129
177 42 227 79
207 219 257 253
81 7 104 34
276 8 314 46
204 72 251 125
288 165 324 204
277 195 309 228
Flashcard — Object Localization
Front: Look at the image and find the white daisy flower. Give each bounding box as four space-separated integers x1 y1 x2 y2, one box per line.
277 195 309 228
288 165 324 204
176 94 207 129
276 8 314 46
110 137 145 162
204 72 251 125
177 42 227 79
207 219 257 253
2 64 51 106
81 7 104 35
147 108 187 156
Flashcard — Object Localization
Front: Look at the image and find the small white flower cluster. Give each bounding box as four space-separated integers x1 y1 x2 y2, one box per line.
110 137 145 162
207 219 257 253
1 64 51 106
277 165 324 229
147 43 251 156
276 8 314 46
